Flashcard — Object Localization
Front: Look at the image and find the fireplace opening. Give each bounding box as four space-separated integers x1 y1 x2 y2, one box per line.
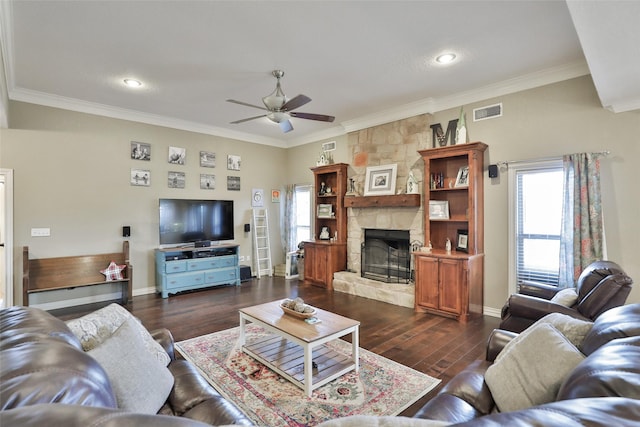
361 229 411 284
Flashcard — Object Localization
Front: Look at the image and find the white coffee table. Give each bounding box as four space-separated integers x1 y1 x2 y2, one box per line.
239 299 360 397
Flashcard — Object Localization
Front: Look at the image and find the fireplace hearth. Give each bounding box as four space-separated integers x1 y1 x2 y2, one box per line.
361 229 411 284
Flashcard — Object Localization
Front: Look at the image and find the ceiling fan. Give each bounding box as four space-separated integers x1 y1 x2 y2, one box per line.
227 70 335 133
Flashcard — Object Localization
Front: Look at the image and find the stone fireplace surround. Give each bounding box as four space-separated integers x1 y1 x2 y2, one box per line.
332 114 432 308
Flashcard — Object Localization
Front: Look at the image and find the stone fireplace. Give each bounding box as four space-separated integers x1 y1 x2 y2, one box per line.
332 113 432 308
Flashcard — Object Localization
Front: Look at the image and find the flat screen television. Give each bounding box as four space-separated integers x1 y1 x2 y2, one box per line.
159 198 234 246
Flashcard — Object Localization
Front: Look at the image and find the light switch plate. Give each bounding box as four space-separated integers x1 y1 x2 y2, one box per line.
31 228 51 237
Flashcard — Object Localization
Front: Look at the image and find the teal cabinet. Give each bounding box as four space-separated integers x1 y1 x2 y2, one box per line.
155 245 240 298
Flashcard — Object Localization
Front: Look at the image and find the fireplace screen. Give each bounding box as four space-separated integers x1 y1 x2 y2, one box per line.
361 229 411 284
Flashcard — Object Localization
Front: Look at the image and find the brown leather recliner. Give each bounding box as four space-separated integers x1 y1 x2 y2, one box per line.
499 260 633 333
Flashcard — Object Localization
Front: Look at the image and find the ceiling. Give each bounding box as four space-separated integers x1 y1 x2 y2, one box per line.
1 1 638 148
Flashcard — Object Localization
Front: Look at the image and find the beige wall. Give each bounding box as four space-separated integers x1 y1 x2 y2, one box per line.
2 75 639 311
1 102 288 305
434 76 639 309
287 76 640 310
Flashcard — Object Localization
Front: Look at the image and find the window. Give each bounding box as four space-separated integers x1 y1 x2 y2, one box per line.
509 160 563 293
294 185 311 245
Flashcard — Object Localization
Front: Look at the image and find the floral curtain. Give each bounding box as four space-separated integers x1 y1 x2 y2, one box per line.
559 153 604 288
280 184 297 257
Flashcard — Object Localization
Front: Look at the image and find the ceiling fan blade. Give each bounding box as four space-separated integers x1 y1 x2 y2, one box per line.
226 99 268 111
290 111 335 122
230 114 267 124
281 94 311 112
279 120 294 133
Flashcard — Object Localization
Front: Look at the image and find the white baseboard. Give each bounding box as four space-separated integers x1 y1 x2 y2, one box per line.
483 306 502 318
30 287 157 311
31 292 124 311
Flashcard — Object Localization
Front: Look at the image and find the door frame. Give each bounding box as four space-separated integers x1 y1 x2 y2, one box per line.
1 169 13 307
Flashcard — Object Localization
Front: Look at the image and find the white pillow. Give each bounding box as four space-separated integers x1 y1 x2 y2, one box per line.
550 288 579 307
88 317 174 414
496 312 593 357
485 323 585 412
66 303 171 366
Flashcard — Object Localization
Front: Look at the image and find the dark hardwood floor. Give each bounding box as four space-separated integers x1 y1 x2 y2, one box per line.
52 276 500 416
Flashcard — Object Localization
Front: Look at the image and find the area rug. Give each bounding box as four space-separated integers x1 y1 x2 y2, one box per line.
176 324 440 427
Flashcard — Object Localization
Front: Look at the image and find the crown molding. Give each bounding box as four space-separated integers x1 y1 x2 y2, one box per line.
9 88 286 147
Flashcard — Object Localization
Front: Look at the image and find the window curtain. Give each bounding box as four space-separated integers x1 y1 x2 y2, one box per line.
559 153 604 288
280 184 297 257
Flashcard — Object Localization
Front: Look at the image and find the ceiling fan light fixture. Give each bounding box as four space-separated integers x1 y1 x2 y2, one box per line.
262 83 287 110
267 111 290 124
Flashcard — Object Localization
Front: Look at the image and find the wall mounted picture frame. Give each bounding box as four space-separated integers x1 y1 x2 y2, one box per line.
271 189 281 203
252 188 264 207
130 169 150 186
364 164 397 196
455 166 470 188
429 200 449 220
130 141 151 160
168 146 186 165
456 229 469 252
168 171 185 188
317 203 333 218
227 176 240 191
200 174 215 190
200 151 215 168
227 155 241 171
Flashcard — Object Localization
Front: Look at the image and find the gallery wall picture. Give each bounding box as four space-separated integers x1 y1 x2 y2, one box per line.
227 155 241 171
168 146 186 165
168 171 185 189
130 169 151 186
200 174 215 190
227 176 240 191
131 141 151 160
200 151 215 168
252 188 264 207
271 189 281 203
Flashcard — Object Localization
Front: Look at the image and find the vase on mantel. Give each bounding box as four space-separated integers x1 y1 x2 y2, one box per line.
455 107 467 144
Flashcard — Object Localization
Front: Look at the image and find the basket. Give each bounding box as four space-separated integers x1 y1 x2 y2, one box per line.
280 303 317 319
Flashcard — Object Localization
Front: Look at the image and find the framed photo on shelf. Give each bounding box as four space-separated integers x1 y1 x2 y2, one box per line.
317 203 333 218
285 251 299 279
429 200 449 220
455 166 470 188
456 229 469 252
364 164 397 196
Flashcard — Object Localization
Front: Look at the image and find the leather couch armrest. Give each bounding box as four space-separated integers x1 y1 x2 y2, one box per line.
518 280 560 299
151 328 175 361
506 294 589 321
485 329 518 362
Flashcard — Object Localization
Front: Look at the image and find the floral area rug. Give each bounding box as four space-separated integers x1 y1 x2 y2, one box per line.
176 324 440 427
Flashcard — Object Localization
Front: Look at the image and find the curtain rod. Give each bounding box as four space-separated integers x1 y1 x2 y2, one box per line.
496 150 611 168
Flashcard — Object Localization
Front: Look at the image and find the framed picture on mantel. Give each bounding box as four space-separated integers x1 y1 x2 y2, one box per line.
364 164 397 196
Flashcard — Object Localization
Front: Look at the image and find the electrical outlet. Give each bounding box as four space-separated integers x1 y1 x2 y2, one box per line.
31 228 51 237
246 255 251 261
239 256 245 262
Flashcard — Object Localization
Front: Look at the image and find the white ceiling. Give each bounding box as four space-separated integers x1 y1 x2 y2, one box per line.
1 1 638 148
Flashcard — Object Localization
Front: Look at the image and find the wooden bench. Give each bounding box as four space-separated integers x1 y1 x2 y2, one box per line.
23 242 132 307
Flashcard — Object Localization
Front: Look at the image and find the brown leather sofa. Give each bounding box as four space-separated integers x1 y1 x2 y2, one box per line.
500 260 632 333
414 303 640 426
0 305 252 426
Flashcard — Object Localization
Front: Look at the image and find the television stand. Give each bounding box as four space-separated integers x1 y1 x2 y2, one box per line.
155 244 240 298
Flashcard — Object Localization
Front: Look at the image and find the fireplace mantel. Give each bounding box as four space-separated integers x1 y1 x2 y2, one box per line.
344 194 420 208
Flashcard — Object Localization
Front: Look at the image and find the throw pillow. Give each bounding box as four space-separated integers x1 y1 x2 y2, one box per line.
100 261 126 281
66 303 171 366
485 323 585 413
550 288 579 307
495 312 593 358
88 317 174 414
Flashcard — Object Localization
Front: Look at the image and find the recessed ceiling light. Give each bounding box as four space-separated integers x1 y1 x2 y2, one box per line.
123 78 142 88
435 53 457 64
